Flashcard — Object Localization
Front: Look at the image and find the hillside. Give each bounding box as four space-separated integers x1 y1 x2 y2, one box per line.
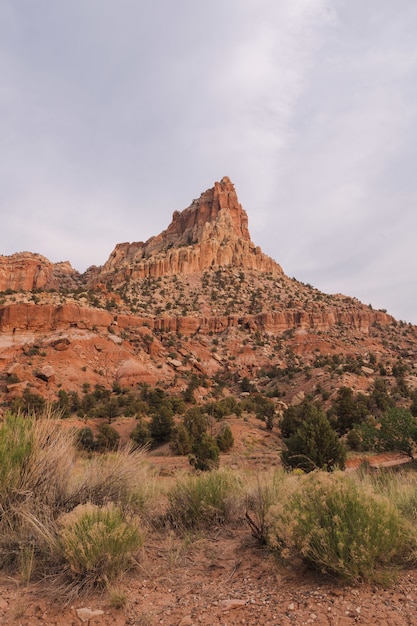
0 176 416 414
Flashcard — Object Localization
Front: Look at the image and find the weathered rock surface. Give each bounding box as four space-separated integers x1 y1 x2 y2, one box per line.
87 176 282 286
0 252 78 292
0 302 393 335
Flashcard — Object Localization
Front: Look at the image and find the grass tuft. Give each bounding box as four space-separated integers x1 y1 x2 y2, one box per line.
167 469 243 529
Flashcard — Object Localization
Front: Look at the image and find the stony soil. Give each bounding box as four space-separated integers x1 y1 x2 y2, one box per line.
1 527 417 626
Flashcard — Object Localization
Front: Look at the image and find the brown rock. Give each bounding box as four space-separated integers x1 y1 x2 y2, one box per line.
0 252 77 292
88 177 282 286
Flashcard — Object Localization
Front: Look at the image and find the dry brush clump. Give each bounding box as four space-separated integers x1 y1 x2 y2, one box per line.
0 409 149 593
267 471 416 584
167 468 244 529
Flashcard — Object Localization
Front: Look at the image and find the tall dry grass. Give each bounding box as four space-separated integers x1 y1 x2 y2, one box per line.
0 409 149 589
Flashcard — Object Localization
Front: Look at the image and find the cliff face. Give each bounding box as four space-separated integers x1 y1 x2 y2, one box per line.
0 302 393 336
0 252 78 292
87 176 282 286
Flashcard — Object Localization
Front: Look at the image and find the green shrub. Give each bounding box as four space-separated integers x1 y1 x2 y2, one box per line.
59 503 142 587
167 470 242 529
96 423 120 451
130 420 152 448
170 423 192 455
269 472 412 583
281 409 346 472
76 427 97 451
216 424 234 452
189 433 220 471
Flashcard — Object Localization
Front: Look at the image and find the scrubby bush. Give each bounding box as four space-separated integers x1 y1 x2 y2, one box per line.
216 423 234 452
0 410 150 582
59 503 142 588
76 427 97 451
189 433 220 471
281 409 346 472
130 420 152 448
167 470 243 529
268 472 413 583
96 423 120 451
170 423 192 455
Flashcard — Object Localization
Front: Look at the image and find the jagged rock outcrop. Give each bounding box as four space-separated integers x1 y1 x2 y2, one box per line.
87 177 282 286
0 252 78 292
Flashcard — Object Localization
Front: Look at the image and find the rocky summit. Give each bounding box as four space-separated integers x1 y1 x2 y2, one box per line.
0 177 416 410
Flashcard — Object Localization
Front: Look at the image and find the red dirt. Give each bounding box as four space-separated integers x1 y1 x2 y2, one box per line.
1 528 417 625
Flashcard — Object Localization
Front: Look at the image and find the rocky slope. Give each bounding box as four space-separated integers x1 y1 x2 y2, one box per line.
0 177 416 407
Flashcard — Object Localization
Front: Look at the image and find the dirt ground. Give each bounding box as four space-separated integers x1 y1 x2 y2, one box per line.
1 526 417 626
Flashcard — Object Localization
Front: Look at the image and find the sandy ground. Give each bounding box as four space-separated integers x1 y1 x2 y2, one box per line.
1 526 417 626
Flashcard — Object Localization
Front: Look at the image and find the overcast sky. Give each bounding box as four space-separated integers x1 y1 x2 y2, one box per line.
1 1 416 323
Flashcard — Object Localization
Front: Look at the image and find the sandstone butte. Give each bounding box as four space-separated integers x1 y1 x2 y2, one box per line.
0 176 415 401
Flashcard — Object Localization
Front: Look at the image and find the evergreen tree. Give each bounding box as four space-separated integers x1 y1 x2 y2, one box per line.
281 409 346 472
189 433 220 471
216 423 234 452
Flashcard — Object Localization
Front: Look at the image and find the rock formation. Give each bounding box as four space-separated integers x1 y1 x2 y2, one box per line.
0 252 78 292
0 176 415 405
87 176 282 286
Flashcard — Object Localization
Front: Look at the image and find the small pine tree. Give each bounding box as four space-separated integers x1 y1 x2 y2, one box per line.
281 409 346 472
216 424 234 452
189 433 220 471
130 420 152 448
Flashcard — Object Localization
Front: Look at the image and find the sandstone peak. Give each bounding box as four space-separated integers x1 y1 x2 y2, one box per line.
163 175 250 248
90 178 281 285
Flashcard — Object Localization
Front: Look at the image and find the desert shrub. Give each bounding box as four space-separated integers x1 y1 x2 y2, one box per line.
377 408 417 459
167 469 243 529
189 433 220 471
216 423 234 452
96 423 120 451
170 423 192 455
58 503 142 588
76 427 97 451
245 471 287 545
67 444 150 512
0 411 76 516
281 409 346 472
268 472 413 583
149 404 174 444
0 410 154 584
359 470 417 525
0 410 78 572
130 420 152 448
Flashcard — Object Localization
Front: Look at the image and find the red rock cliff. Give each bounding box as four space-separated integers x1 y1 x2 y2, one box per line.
88 177 282 286
0 253 78 292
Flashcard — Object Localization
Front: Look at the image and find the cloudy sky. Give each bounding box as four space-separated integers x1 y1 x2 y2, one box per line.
1 0 416 323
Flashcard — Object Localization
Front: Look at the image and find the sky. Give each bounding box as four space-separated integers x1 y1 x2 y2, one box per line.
1 0 416 324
